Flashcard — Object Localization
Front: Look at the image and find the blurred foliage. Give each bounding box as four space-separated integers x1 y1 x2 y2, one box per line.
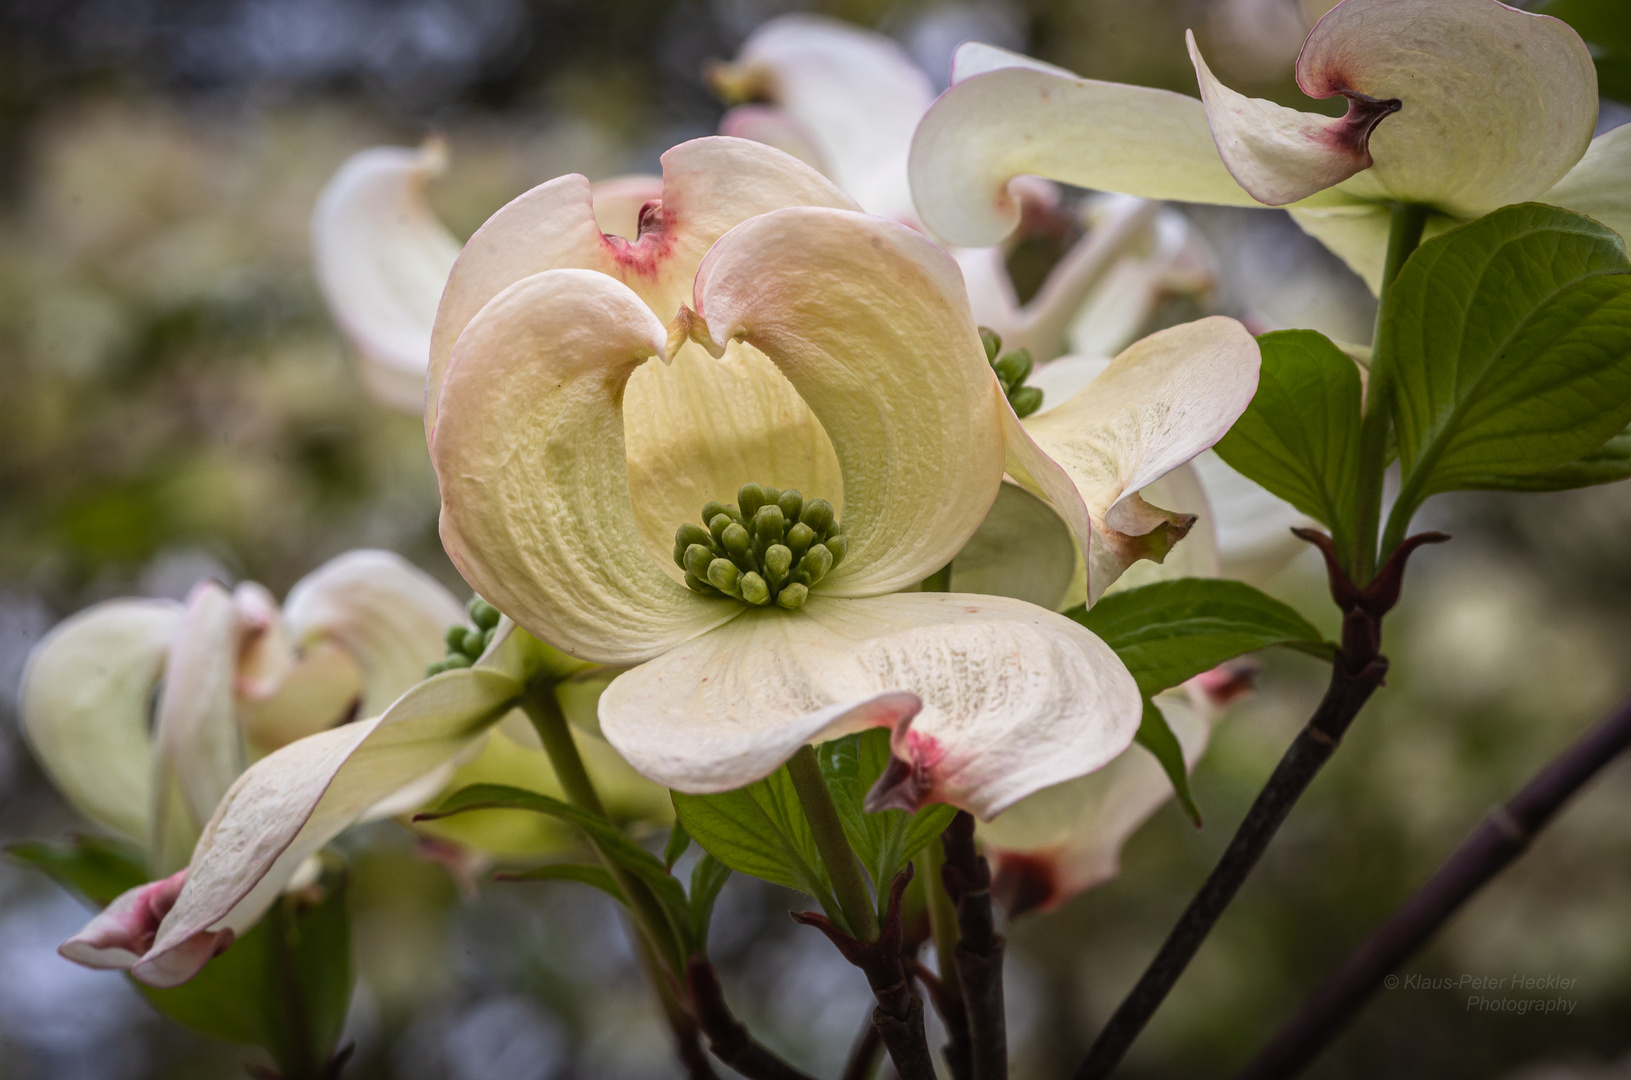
0 1 1628 1079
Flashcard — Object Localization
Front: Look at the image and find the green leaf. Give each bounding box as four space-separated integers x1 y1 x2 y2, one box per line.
497 862 625 901
423 784 691 954
818 728 957 898
5 834 148 906
1455 424 1631 492
663 821 692 870
1071 578 1333 697
1136 700 1201 826
141 871 353 1071
671 772 842 920
686 855 732 954
1385 204 1631 518
1213 329 1364 554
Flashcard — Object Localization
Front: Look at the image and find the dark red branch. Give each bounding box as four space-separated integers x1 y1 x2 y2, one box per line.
686 957 814 1080
792 868 936 1080
1071 530 1446 1080
1234 690 1631 1080
940 813 1006 1080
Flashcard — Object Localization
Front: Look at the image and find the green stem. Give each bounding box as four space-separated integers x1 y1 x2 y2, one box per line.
1351 202 1429 584
521 686 682 976
920 841 964 1009
267 896 318 1080
786 744 880 941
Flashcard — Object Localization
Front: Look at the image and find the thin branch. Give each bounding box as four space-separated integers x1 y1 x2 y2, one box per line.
1235 691 1631 1080
842 1010 886 1080
940 813 1005 1080
794 869 937 1080
919 841 972 1080
1071 531 1445 1080
687 956 817 1080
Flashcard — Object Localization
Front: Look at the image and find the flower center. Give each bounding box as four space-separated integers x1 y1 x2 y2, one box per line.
673 483 847 610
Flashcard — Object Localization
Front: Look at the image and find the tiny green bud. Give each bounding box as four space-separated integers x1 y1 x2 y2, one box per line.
777 489 803 523
706 558 742 596
709 513 735 543
776 582 809 610
763 486 781 506
737 483 767 519
675 522 713 553
460 629 487 658
824 533 848 567
443 653 473 670
980 326 1002 362
721 521 752 562
993 347 1033 389
752 504 786 543
1009 385 1044 418
799 544 833 585
740 572 771 605
701 501 731 527
467 597 501 630
425 660 447 678
445 624 467 650
764 544 793 584
786 521 815 561
685 572 721 597
684 543 715 580
799 498 835 537
483 626 496 647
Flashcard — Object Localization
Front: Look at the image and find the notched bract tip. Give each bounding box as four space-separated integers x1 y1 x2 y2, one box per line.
665 305 724 361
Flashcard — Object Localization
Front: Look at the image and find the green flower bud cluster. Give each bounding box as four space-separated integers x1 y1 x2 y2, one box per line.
425 596 502 677
673 483 847 610
979 327 1043 418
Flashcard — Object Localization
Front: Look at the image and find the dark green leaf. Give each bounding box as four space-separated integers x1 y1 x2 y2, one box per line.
1135 700 1200 826
1385 204 1631 516
663 822 692 870
819 729 956 896
5 834 147 906
1213 329 1364 554
671 773 841 920
686 855 732 955
422 784 690 952
497 863 625 901
1071 578 1332 697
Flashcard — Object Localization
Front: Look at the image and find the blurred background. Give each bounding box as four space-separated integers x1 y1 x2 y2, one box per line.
1 0 1629 1077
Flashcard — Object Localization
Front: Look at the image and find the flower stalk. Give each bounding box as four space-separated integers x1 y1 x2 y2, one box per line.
786 744 880 941
939 813 1006 1080
919 838 972 1080
1350 201 1430 584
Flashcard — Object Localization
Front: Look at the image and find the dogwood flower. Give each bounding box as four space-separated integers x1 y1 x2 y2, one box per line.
20 551 464 972
63 610 617 988
426 154 1262 825
910 0 1629 291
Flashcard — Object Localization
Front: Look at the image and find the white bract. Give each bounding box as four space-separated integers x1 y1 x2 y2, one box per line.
711 13 1215 366
20 551 464 976
981 663 1254 912
911 0 1629 291
311 141 663 412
